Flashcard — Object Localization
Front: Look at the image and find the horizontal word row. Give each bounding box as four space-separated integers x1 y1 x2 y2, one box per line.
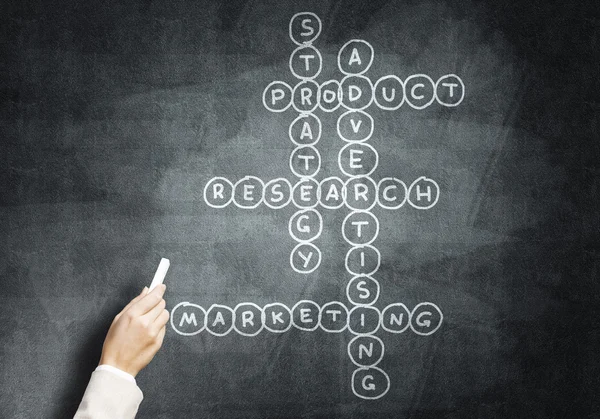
170 300 443 337
263 74 464 113
203 176 439 210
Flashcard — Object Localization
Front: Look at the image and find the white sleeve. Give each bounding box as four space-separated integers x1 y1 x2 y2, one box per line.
73 370 143 419
95 364 137 384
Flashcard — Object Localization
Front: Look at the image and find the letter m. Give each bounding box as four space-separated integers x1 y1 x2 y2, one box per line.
179 312 197 327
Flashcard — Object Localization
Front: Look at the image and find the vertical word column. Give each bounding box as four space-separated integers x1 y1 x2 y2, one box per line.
335 39 389 399
262 12 326 274
288 13 323 274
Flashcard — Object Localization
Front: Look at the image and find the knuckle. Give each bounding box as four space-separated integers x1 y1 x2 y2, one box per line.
135 317 150 329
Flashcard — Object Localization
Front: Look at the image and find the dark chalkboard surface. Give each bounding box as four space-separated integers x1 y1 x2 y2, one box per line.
1 0 597 418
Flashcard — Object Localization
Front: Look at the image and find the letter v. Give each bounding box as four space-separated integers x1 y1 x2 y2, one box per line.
350 118 362 133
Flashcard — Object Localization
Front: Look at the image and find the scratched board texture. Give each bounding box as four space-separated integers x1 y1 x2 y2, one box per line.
0 0 598 418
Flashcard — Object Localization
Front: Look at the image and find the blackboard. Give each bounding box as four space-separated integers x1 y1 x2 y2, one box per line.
0 0 597 417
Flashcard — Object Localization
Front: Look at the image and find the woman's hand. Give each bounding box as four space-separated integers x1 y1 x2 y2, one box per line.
99 285 169 377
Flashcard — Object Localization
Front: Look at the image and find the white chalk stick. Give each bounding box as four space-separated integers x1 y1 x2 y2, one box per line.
149 258 170 292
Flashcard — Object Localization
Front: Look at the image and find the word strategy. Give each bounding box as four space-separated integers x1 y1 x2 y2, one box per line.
172 12 464 400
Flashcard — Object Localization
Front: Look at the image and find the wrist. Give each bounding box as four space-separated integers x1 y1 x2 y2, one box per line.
99 355 139 377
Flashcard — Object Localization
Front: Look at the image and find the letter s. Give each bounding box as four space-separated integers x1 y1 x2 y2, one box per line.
357 280 370 299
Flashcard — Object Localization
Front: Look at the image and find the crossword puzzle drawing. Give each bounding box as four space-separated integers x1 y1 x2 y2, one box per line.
171 12 464 400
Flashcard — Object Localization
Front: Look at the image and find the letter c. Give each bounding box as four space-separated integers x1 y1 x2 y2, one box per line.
383 185 397 201
411 83 425 100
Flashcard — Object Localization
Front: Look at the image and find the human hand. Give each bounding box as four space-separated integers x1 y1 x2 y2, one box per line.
99 284 169 377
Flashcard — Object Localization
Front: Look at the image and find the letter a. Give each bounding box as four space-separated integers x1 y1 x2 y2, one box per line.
300 121 313 140
325 184 340 201
212 311 226 327
349 48 362 66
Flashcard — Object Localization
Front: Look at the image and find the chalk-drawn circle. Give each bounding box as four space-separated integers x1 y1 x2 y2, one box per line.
351 367 390 400
292 80 320 113
342 210 379 246
205 304 234 336
233 302 264 337
336 109 374 143
338 144 379 179
404 74 435 110
348 305 381 335
262 302 292 333
170 302 206 336
292 178 320 209
232 176 265 209
344 176 378 210
435 74 465 107
289 12 322 46
319 176 346 209
345 245 381 276
319 79 341 112
373 75 405 110
347 335 385 367
337 39 374 75
319 301 349 333
376 177 407 210
346 275 380 306
203 176 234 208
289 44 323 80
407 176 440 210
290 242 322 274
264 178 292 209
289 113 322 146
291 300 321 331
289 145 321 178
409 302 443 336
339 75 374 111
288 208 323 243
262 81 292 113
381 303 411 334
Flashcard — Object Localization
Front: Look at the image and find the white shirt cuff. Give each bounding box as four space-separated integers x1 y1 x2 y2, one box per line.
95 364 136 385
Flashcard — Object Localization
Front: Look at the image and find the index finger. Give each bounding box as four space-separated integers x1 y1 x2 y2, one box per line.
127 284 166 316
116 287 148 321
